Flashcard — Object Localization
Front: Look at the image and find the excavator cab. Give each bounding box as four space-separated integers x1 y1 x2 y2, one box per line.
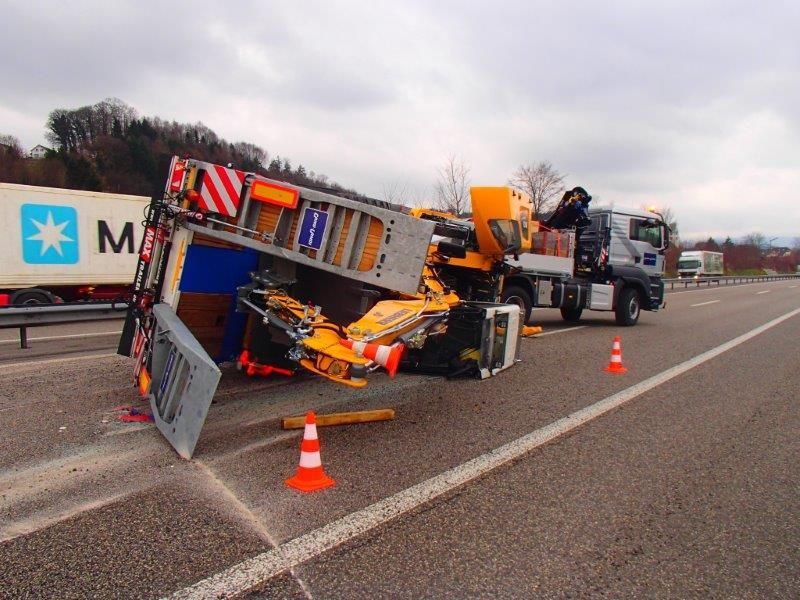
470 187 535 256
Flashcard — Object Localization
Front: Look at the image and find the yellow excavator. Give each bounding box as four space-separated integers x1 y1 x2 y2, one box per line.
236 186 536 388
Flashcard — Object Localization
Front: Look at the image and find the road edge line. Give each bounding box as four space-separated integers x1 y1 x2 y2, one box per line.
533 325 587 337
0 330 122 345
0 352 118 370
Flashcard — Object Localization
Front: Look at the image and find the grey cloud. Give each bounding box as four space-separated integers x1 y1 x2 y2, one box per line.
1 0 798 239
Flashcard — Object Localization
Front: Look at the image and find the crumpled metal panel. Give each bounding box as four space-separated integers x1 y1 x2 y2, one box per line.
147 304 221 459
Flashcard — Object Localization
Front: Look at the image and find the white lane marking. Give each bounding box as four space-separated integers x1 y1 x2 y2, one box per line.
757 290 771 295
0 353 118 370
0 330 121 345
533 325 587 337
790 286 798 289
690 300 720 307
170 305 800 600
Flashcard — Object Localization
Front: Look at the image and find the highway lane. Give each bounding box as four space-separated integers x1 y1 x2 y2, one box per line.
277 314 799 599
0 279 798 597
0 318 124 365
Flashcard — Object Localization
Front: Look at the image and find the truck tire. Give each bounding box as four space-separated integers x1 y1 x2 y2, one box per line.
501 285 532 324
10 288 55 305
615 287 641 326
560 306 582 322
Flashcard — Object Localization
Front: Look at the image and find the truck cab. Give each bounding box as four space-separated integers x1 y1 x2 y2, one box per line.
579 207 667 278
579 206 668 316
504 204 670 326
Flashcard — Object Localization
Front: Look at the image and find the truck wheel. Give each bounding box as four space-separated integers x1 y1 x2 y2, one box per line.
560 306 582 322
615 287 641 326
501 285 532 324
10 288 55 305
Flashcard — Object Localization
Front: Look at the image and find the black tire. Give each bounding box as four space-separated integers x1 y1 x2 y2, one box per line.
10 288 55 305
615 287 641 326
501 285 532 324
560 306 583 322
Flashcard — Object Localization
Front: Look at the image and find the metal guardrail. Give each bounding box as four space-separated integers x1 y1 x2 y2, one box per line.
664 274 800 290
0 302 126 349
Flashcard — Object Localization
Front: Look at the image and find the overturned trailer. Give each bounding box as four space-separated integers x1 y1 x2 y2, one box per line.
119 158 524 458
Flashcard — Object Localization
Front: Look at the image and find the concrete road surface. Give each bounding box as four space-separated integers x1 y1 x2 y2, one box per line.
1 280 798 598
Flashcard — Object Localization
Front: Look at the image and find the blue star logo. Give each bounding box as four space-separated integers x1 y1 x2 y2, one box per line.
21 204 79 264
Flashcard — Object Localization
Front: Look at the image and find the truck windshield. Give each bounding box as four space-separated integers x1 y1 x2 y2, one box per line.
488 219 521 253
629 219 663 247
678 259 701 269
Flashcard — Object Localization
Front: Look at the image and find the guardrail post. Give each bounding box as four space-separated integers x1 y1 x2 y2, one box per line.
19 326 28 350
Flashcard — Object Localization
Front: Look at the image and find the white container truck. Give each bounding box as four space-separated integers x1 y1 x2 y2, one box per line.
677 250 724 279
0 183 149 305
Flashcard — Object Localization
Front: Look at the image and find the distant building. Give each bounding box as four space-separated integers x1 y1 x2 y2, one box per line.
28 144 51 159
766 246 792 257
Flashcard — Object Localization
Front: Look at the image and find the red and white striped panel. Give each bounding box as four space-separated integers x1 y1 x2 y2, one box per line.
197 164 246 216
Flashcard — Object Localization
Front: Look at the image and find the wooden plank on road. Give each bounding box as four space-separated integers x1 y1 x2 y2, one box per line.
281 409 395 429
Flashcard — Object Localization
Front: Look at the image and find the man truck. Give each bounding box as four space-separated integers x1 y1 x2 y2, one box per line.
500 190 670 326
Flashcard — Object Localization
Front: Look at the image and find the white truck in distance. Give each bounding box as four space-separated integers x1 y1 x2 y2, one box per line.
0 183 149 305
677 250 724 279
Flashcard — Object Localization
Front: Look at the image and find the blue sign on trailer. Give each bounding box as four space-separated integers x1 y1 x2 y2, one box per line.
298 208 328 251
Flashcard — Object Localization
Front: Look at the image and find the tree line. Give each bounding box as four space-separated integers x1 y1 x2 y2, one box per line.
0 97 355 198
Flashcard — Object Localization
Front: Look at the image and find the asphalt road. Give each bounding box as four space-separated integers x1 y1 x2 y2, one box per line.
1 280 798 598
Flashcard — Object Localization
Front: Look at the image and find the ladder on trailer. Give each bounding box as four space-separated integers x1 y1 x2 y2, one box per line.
180 159 435 296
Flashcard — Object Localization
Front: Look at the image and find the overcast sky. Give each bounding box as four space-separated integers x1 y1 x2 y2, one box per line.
1 0 798 241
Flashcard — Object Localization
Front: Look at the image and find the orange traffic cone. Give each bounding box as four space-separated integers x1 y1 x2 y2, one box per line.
604 336 627 374
285 411 335 492
339 339 404 378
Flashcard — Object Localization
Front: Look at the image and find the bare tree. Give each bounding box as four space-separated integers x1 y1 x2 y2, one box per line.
508 161 565 219
409 186 433 209
742 232 767 250
434 155 470 216
0 134 24 157
381 180 409 205
232 141 268 171
657 206 679 241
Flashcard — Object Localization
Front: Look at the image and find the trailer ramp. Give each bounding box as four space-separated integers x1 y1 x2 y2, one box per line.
147 304 221 459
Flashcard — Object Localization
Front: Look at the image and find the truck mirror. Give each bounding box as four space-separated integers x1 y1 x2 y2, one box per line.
662 226 670 249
